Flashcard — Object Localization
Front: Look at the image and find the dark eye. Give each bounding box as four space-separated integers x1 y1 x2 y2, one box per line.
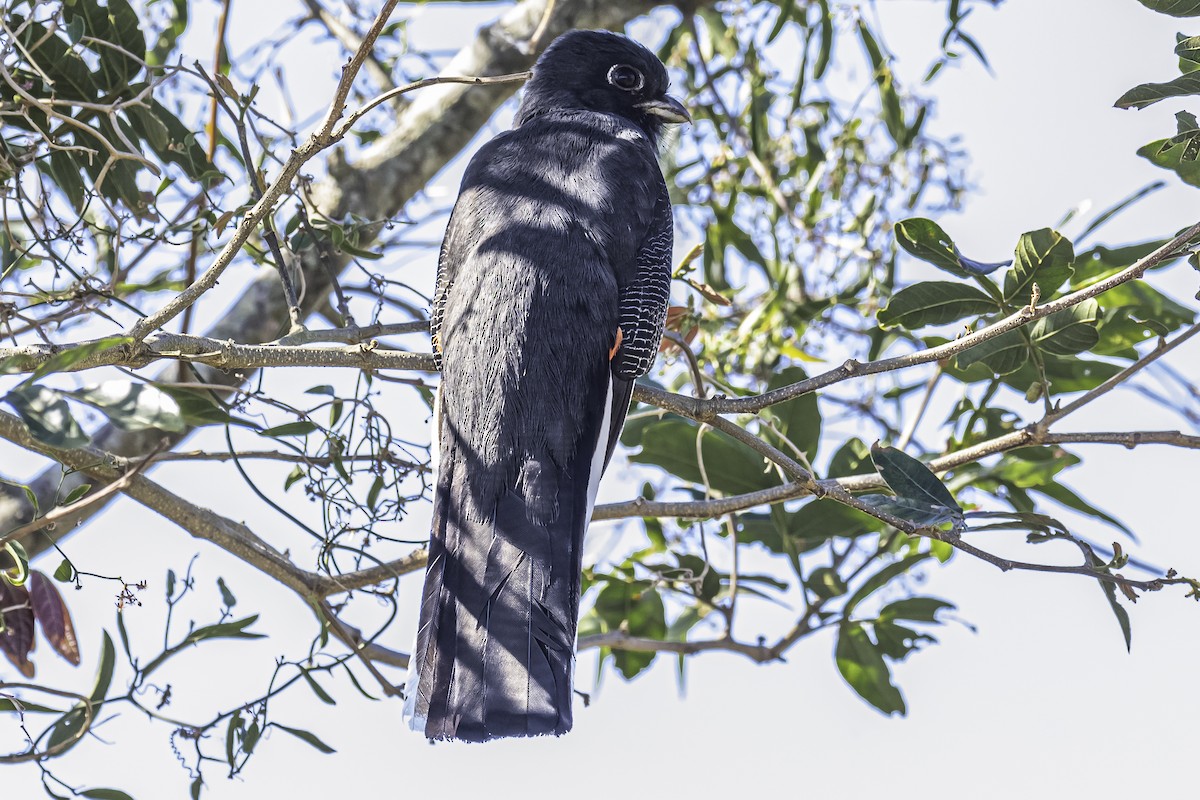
607 64 644 92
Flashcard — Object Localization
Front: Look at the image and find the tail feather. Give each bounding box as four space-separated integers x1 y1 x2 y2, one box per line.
404 378 612 741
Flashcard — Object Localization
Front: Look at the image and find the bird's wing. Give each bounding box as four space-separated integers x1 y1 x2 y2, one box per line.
604 181 673 466
613 184 673 382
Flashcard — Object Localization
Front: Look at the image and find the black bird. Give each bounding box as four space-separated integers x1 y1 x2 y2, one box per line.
403 29 689 742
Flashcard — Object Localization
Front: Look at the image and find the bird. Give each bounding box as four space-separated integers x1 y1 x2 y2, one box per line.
402 29 689 742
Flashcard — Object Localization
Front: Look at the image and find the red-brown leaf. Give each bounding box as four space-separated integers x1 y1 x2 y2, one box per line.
28 571 80 666
0 578 36 677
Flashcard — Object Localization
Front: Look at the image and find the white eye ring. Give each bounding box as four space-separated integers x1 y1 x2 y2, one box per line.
607 64 645 92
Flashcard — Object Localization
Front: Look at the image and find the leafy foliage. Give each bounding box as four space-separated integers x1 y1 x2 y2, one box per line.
0 0 1198 795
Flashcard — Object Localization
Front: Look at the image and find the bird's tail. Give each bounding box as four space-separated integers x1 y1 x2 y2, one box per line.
403 386 612 741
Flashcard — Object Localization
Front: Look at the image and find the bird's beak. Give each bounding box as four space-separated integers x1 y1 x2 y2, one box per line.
636 95 691 124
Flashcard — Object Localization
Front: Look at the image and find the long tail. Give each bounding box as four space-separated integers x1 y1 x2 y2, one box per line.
403 382 615 741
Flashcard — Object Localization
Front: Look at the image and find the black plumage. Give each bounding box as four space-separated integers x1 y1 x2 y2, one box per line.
404 29 688 742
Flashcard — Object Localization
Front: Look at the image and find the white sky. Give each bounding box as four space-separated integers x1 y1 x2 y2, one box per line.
5 1 1199 797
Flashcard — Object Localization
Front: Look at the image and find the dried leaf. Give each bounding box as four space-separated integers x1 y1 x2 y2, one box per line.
0 579 36 677
28 571 81 665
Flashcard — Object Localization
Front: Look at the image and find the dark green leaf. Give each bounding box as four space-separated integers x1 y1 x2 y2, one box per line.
272 724 336 754
53 558 76 583
1004 229 1075 303
0 698 62 714
878 281 997 329
870 444 960 512
216 578 236 609
626 416 779 495
845 553 931 614
29 336 131 381
1177 34 1200 62
827 437 871 479
1137 0 1200 15
807 567 848 599
955 328 1028 375
857 494 963 527
835 622 905 715
873 620 935 660
1116 71 1200 109
4 384 89 449
259 421 318 438
69 381 185 433
80 790 136 800
1138 137 1200 185
63 483 92 505
184 615 265 646
1093 562 1133 652
1029 300 1100 355
879 597 954 623
46 632 114 754
300 668 336 705
152 385 235 427
1031 482 1133 540
764 367 821 461
894 218 962 274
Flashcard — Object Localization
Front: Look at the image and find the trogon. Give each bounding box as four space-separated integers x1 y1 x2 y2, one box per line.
403 29 689 741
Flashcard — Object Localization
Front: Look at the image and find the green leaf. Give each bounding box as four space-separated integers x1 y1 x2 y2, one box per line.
879 597 954 623
1138 137 1200 186
1031 481 1133 540
216 578 237 609
1072 239 1172 287
1101 281 1195 328
592 579 667 680
63 483 92 505
1093 561 1133 652
272 724 336 754
845 553 931 615
1004 229 1075 303
300 668 336 705
152 385 234 427
0 698 62 714
53 559 76 583
81 790 136 800
877 281 997 329
870 444 961 512
737 499 880 557
259 421 318 438
184 615 265 646
1029 299 1100 355
873 620 935 660
955 328 1027 375
827 437 871 479
856 494 963 527
894 218 962 274
807 567 848 599
1137 0 1200 15
990 446 1080 489
1177 34 1200 62
1003 356 1123 395
1115 72 1200 109
69 380 186 433
28 336 132 381
5 384 89 449
835 622 905 715
625 416 779 495
45 632 115 754
764 367 821 461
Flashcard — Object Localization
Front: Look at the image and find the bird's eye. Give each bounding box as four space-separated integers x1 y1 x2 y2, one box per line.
607 64 645 92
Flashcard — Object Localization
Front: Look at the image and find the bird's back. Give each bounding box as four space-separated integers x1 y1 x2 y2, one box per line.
435 110 663 515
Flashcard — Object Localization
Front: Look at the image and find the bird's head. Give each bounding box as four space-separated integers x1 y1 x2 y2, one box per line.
516 30 690 143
